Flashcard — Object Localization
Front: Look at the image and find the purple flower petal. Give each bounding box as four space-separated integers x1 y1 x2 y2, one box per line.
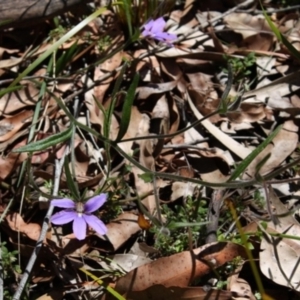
83 214 107 236
51 199 75 209
84 194 107 213
151 17 166 34
143 19 154 32
73 216 87 240
155 32 177 42
141 17 176 46
141 29 151 38
51 210 77 225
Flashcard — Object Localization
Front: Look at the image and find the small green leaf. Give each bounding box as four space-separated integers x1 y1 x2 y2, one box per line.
13 127 72 153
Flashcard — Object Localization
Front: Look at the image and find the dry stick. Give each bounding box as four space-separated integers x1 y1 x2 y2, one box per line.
12 155 67 300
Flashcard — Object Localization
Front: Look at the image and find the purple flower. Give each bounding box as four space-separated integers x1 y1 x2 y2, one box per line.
50 194 108 240
142 17 177 46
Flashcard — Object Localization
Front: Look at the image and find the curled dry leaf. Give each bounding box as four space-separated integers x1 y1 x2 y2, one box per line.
5 213 41 241
115 241 246 294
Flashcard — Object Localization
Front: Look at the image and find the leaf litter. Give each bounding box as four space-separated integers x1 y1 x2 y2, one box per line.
2 0 300 299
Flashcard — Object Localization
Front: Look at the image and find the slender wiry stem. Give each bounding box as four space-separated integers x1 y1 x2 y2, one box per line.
12 155 67 300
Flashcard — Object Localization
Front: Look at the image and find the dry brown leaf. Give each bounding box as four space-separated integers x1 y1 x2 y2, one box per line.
227 263 255 300
243 69 300 105
5 213 41 241
93 50 123 104
134 49 161 81
260 186 300 291
244 120 298 179
120 285 232 300
103 212 141 251
187 92 251 160
0 84 39 115
0 110 33 142
101 254 152 273
136 82 176 100
224 13 271 40
36 290 64 300
226 102 272 124
115 242 246 293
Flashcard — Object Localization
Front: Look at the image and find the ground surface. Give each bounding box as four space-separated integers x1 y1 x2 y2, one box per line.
1 0 300 299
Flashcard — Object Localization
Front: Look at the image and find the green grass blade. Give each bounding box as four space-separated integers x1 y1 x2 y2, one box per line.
5 7 106 90
168 221 209 229
79 267 126 300
122 0 132 37
0 85 23 98
115 73 139 141
228 125 282 181
12 127 72 153
64 156 80 200
55 41 79 75
262 4 300 61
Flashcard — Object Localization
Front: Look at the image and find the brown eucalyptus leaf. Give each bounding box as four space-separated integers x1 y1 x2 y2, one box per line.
36 291 64 300
260 187 300 291
115 242 246 293
136 82 176 100
227 263 255 300
120 285 232 300
104 212 141 251
243 70 300 105
101 254 152 273
244 120 298 179
93 50 123 104
224 13 271 39
187 91 251 160
0 84 39 115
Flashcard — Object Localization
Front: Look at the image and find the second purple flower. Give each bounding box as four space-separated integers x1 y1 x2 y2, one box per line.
142 17 177 46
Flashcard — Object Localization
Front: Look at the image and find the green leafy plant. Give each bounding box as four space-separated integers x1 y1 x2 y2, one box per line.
1 242 21 277
1 242 22 300
223 53 256 84
152 197 208 256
